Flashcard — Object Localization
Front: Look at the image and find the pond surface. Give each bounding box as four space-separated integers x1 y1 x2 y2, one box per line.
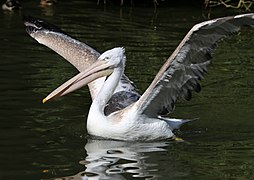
0 1 254 179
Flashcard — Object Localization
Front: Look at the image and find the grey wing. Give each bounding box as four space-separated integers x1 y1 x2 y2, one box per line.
135 13 254 117
24 16 139 100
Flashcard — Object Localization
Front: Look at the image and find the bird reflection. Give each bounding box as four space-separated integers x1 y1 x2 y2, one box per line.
64 139 170 179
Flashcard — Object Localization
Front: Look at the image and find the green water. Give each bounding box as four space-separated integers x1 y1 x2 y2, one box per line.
0 1 254 179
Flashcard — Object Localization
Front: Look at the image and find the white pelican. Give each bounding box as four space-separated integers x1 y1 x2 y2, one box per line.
24 13 254 141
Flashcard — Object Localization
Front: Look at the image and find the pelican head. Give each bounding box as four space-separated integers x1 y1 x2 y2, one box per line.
43 47 125 103
98 47 125 68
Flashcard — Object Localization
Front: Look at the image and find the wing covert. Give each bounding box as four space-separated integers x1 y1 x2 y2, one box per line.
135 13 254 117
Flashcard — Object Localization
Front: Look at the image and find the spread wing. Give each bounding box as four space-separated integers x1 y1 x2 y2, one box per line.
23 16 138 100
135 13 254 117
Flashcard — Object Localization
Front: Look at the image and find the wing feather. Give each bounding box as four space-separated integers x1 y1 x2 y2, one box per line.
135 13 254 117
24 16 138 101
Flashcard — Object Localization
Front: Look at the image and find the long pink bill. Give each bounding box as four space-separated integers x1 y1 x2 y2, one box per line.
42 61 113 103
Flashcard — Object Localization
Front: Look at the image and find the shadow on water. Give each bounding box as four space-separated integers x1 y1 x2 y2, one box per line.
0 0 254 179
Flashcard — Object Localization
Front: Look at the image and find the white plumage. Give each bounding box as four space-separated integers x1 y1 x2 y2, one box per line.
24 13 254 141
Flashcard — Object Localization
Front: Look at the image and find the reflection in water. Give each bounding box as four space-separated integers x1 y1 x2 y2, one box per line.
65 139 169 179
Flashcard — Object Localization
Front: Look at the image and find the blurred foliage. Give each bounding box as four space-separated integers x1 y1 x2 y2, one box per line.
97 0 254 11
204 0 254 10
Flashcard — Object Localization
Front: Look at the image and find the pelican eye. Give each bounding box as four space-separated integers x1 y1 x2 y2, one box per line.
104 56 110 61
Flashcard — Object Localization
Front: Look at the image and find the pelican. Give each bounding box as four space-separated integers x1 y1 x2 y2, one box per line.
24 14 254 141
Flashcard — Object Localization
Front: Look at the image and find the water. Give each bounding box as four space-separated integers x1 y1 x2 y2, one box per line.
0 1 254 179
